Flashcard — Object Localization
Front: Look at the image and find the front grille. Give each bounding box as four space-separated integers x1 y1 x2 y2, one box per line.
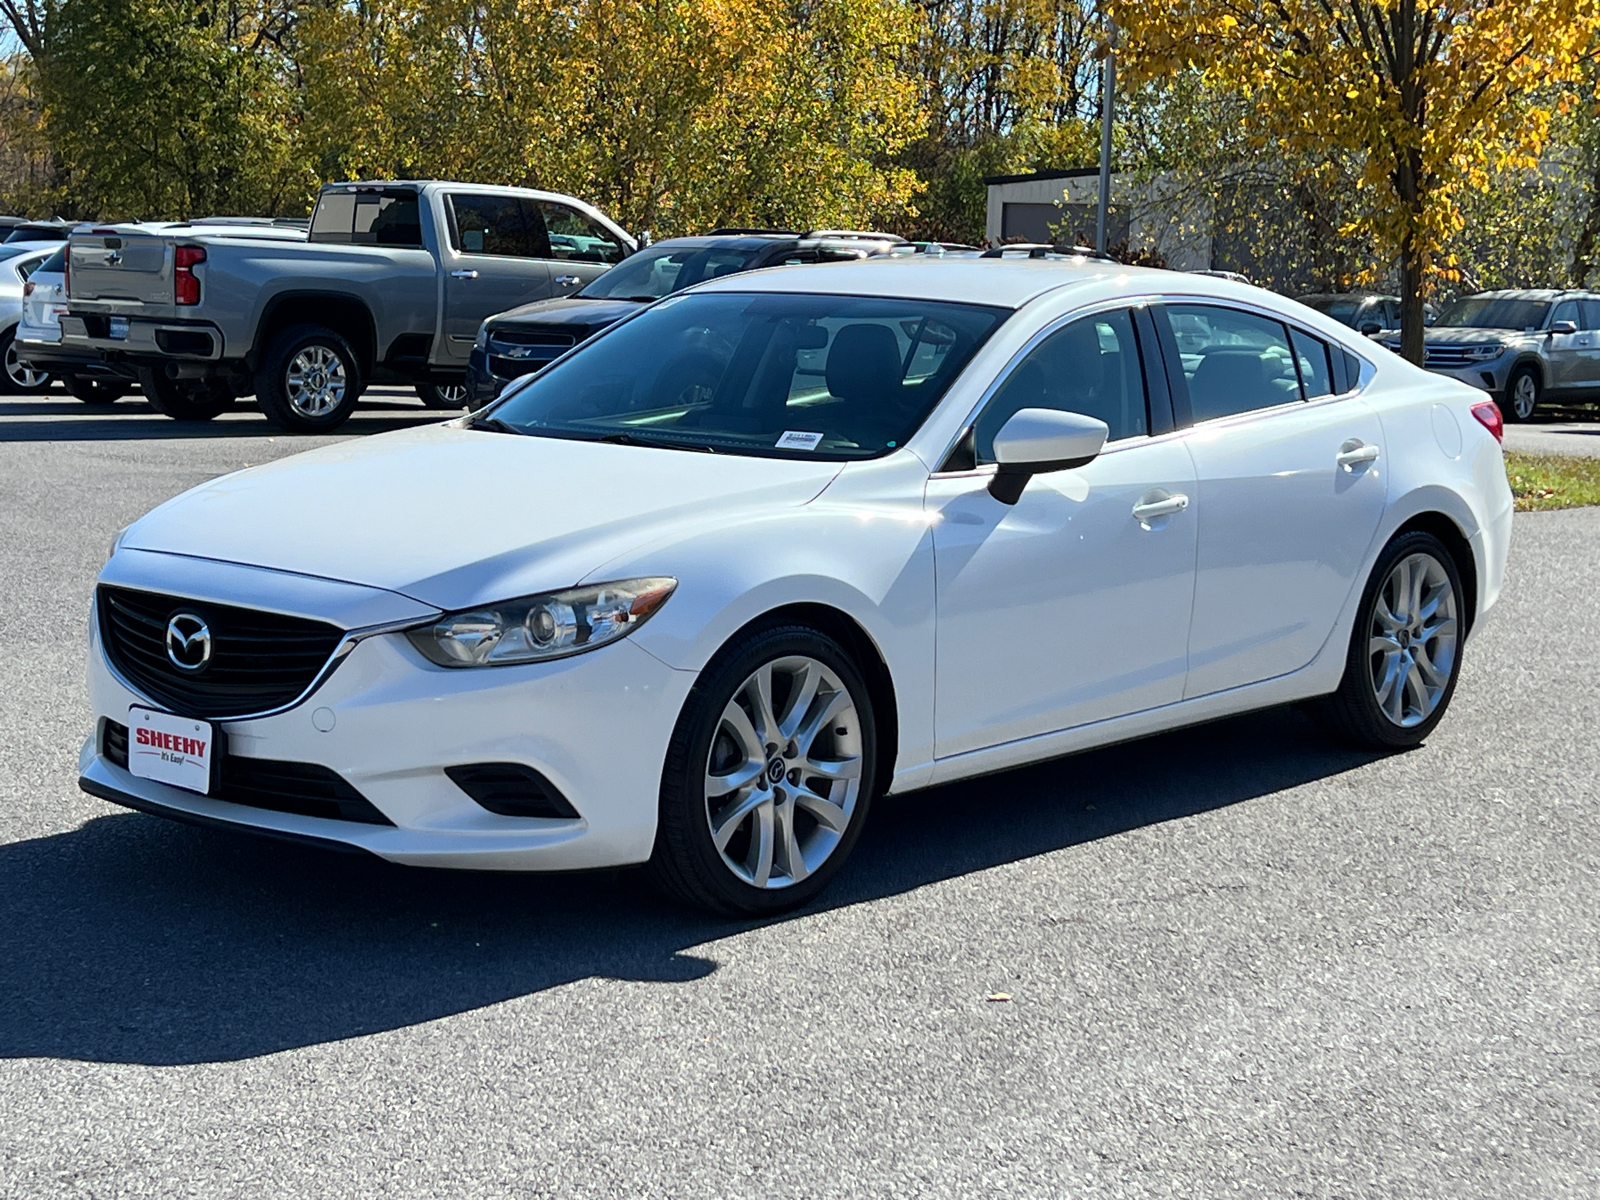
489 326 579 348
102 719 392 825
446 763 580 819
490 353 561 380
98 585 344 718
1423 344 1482 368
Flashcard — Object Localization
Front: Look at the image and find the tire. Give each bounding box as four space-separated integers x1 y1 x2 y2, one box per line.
65 374 129 404
254 324 363 433
647 623 878 915
0 328 50 393
1503 364 1541 423
1312 531 1466 750
136 368 235 421
416 381 470 410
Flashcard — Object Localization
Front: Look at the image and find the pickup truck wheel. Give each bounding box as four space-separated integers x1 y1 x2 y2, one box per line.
137 369 234 421
64 375 129 404
416 381 469 409
255 325 362 433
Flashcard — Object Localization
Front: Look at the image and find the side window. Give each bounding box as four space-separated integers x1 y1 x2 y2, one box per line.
974 309 1148 463
448 194 538 257
535 202 626 264
1166 304 1301 423
1289 328 1334 398
1381 300 1400 329
1579 298 1600 330
1551 299 1579 329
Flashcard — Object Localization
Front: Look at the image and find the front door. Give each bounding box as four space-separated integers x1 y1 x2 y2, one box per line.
930 307 1198 758
440 192 554 364
1544 298 1588 392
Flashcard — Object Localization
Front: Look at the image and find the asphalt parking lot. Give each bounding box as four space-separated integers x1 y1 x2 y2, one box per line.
1 388 1597 1198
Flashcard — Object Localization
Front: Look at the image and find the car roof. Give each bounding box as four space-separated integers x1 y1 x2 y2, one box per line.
689 254 1174 309
642 235 791 251
1466 288 1590 301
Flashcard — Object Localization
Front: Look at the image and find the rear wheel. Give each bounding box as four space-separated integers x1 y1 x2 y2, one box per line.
416 381 470 409
648 624 877 915
65 375 129 404
0 329 49 393
1313 531 1465 750
254 324 363 433
137 368 234 421
1503 365 1541 423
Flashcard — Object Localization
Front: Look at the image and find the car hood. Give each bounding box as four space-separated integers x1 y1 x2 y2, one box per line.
122 424 845 613
487 296 644 329
1418 326 1523 344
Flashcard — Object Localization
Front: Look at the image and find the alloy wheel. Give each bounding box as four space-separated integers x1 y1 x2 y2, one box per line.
703 655 863 889
436 383 469 406
5 341 48 390
1368 552 1459 727
285 346 348 418
1511 372 1538 420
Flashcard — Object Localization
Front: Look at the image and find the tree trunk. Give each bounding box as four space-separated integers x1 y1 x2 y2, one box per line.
1399 228 1426 365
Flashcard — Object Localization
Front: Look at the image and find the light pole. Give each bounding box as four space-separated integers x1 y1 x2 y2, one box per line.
1095 15 1116 254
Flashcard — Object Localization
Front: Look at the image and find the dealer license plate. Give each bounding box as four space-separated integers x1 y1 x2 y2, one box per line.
126 705 216 795
108 316 129 340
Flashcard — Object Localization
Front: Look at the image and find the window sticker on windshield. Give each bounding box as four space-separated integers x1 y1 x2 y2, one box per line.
775 430 824 451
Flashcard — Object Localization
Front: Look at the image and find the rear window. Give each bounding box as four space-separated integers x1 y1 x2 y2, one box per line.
309 189 423 248
36 245 66 274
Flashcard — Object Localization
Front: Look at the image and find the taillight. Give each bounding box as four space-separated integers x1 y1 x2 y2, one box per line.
22 280 34 298
1471 400 1504 443
174 245 205 305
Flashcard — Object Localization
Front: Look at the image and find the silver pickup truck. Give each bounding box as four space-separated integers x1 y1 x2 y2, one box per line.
63 181 634 431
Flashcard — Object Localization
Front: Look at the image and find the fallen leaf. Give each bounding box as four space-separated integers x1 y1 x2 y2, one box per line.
987 992 1012 1003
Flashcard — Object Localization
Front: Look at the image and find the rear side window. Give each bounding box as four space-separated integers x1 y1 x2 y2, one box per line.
309 190 423 248
1580 298 1600 330
535 201 626 264
37 245 66 274
1167 304 1301 422
1289 327 1333 398
449 194 545 257
974 309 1149 459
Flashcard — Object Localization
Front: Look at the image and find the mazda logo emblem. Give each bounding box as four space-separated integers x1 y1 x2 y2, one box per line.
165 613 212 672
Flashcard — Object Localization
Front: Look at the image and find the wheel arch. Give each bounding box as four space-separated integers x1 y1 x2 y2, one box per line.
1389 510 1479 638
1505 355 1544 390
720 602 900 803
253 291 378 376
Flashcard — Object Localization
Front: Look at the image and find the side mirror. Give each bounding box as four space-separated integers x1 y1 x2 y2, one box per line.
1359 321 1382 336
1550 320 1578 336
988 408 1109 504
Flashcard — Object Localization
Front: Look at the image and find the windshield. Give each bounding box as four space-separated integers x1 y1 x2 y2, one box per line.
579 243 766 300
1436 297 1551 330
487 292 1009 460
1298 296 1363 323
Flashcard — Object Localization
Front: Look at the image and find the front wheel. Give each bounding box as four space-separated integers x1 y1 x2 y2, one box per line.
1503 365 1541 423
0 329 49 393
416 381 470 410
648 625 877 915
254 324 363 433
137 369 234 421
1313 531 1465 750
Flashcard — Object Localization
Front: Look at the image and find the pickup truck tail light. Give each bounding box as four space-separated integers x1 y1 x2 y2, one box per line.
174 245 205 305
1470 400 1504 443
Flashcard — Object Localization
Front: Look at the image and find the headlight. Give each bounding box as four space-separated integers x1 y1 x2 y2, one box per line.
1461 343 1505 361
408 577 677 667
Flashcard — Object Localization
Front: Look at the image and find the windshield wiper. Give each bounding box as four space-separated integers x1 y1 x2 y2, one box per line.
467 415 521 435
594 432 714 453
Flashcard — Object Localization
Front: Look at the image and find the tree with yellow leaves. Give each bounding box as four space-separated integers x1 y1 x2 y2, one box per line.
1112 1 1600 362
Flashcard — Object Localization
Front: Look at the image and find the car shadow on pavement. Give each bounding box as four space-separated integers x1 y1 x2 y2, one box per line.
0 705 1381 1066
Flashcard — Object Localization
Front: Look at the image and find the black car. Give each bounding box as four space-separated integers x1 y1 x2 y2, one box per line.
463 229 906 405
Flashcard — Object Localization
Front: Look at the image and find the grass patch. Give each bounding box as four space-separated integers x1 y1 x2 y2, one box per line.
1505 451 1600 511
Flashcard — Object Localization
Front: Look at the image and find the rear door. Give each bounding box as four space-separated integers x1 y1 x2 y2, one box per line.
1161 302 1388 698
440 192 554 363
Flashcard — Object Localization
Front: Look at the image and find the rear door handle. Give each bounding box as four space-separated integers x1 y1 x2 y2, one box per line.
1131 492 1189 522
1336 440 1381 469
554 274 580 287
450 269 479 280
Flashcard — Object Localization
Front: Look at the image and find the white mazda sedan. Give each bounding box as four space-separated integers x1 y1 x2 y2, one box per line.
81 257 1513 913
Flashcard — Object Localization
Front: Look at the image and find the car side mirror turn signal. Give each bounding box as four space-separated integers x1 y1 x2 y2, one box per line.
988 408 1109 505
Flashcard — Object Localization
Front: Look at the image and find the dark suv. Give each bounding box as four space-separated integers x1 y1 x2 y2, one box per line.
463 229 906 405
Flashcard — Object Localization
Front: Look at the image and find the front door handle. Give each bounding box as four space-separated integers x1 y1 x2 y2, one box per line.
554 274 580 287
1336 439 1381 470
450 269 479 280
1131 492 1189 522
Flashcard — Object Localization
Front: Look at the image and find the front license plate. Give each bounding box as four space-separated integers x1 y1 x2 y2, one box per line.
108 316 129 340
126 706 216 795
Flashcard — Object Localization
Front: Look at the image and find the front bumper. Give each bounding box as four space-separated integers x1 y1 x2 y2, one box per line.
1428 361 1511 393
464 346 546 408
82 601 696 871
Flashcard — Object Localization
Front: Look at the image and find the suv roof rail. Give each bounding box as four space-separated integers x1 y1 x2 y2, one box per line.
979 243 1118 262
801 229 908 243
705 227 802 237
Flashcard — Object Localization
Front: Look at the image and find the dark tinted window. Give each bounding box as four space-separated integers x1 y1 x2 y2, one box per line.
580 243 762 300
1289 328 1333 398
449 194 540 257
975 310 1148 460
536 202 625 264
1168 304 1301 422
309 190 423 247
1581 299 1600 330
490 292 1006 460
36 245 66 274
